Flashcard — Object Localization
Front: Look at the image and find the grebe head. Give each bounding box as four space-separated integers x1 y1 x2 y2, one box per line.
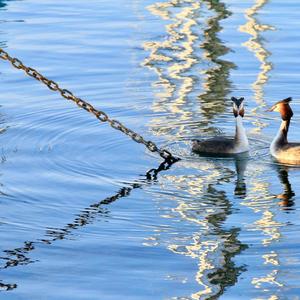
231 97 245 118
268 97 293 120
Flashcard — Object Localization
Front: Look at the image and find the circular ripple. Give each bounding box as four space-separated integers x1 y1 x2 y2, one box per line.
147 134 270 163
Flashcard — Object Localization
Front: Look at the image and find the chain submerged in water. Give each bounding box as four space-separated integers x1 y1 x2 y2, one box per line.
0 48 179 163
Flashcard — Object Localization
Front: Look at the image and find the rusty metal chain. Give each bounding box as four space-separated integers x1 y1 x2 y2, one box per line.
0 48 179 162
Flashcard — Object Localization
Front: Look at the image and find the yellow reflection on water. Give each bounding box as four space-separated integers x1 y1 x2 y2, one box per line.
144 159 248 299
252 269 283 288
238 1 287 296
144 0 234 137
263 252 279 266
255 210 282 245
144 0 201 136
241 163 287 295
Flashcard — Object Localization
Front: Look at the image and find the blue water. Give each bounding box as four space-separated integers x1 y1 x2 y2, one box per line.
1 0 300 299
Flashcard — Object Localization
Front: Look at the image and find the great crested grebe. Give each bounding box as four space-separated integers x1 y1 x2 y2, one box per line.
192 97 249 155
268 97 300 164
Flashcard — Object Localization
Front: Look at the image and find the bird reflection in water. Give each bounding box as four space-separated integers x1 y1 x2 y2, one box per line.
274 165 295 209
234 156 248 199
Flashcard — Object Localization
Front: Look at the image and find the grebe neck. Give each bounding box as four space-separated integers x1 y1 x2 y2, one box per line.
235 116 248 146
271 119 290 147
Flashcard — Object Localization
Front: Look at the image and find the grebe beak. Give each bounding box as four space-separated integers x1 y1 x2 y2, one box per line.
266 105 276 112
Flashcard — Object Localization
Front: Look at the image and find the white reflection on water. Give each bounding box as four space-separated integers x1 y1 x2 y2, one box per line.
144 0 202 137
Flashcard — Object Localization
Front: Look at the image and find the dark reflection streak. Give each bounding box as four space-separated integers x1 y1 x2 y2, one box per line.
205 159 248 299
189 1 246 293
207 224 246 300
0 0 8 9
163 159 248 299
275 165 295 209
197 0 235 129
190 157 248 299
234 157 248 198
0 158 178 291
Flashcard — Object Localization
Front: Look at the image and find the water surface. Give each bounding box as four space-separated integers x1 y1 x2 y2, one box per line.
1 0 300 299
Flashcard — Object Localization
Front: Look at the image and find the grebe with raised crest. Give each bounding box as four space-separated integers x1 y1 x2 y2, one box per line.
192 97 249 155
268 97 300 165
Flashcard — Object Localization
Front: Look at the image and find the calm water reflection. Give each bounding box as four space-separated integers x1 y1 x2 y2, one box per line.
275 165 295 209
1 0 300 299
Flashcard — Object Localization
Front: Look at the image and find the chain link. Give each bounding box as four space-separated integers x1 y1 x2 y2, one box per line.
0 48 180 162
